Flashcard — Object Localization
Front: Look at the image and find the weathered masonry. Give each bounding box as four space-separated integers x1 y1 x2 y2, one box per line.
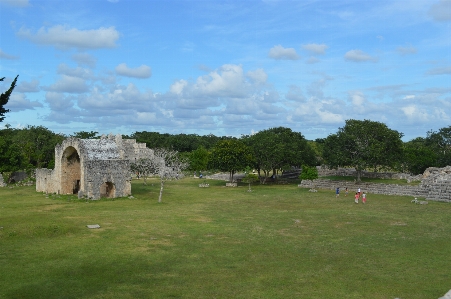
299 166 451 202
36 134 152 199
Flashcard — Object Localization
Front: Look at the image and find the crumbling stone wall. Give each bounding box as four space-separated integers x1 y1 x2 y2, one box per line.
0 173 6 187
83 159 131 199
36 134 151 199
317 166 421 182
300 166 451 202
299 179 428 198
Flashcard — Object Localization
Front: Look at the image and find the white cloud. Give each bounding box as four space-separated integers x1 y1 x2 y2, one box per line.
0 0 28 7
429 0 451 22
349 91 366 106
0 49 19 60
302 43 328 55
115 63 152 78
344 50 378 62
401 105 429 122
72 53 97 68
16 79 40 92
291 99 344 125
57 64 93 79
46 75 89 93
45 92 72 112
403 95 416 100
192 64 248 98
170 79 188 95
5 93 42 111
268 45 299 60
397 46 417 55
426 66 451 75
306 56 320 64
285 85 306 102
246 68 267 85
17 25 120 50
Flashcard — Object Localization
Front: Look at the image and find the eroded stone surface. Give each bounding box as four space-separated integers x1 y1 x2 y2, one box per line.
0 174 6 187
299 166 451 202
36 134 152 199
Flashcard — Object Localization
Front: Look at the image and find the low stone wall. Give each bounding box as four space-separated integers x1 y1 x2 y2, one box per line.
316 167 421 182
0 173 6 187
299 179 428 198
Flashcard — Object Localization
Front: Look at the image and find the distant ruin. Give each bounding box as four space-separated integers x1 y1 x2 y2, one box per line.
36 134 152 199
299 166 451 202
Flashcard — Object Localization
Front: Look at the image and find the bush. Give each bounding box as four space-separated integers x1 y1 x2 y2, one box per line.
299 165 318 181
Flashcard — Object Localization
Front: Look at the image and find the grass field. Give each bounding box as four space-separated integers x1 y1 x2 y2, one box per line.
1 178 450 299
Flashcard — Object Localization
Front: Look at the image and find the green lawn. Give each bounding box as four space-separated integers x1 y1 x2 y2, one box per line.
1 178 450 299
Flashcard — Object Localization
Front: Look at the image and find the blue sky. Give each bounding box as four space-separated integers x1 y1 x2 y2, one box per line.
0 0 450 140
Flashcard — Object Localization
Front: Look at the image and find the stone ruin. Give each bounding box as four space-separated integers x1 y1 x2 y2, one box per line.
36 134 152 199
0 174 6 187
299 165 451 202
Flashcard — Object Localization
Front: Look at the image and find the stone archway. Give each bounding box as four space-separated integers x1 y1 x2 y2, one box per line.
100 182 115 198
61 146 81 194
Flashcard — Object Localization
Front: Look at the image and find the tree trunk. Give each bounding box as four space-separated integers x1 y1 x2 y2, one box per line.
229 170 235 183
158 179 164 203
356 169 362 182
262 169 269 184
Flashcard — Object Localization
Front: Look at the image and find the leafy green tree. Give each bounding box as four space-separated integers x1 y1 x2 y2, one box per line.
0 125 64 171
0 126 23 172
323 119 404 181
299 165 318 181
426 126 451 167
245 127 316 184
401 137 437 175
188 146 209 173
209 139 254 182
71 131 99 139
242 172 259 191
14 126 65 169
151 149 188 203
0 75 18 122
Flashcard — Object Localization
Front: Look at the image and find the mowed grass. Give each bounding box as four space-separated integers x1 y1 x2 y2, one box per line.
0 178 450 299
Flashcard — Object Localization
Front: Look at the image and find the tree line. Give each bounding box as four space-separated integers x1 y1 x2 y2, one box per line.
1 121 450 178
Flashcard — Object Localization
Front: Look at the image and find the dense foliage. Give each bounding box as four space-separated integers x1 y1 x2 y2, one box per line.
0 126 65 172
1 121 450 177
244 127 317 183
0 75 18 122
323 119 404 181
208 139 254 182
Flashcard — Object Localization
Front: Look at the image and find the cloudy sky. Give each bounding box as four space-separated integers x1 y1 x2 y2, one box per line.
0 0 450 140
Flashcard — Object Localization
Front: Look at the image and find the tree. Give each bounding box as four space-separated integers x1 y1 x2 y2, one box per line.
71 131 99 139
130 157 154 185
401 137 437 175
323 119 404 181
0 125 64 171
426 126 451 167
299 165 318 181
209 139 254 183
0 75 18 122
152 148 188 203
188 146 209 173
131 149 188 202
245 127 316 184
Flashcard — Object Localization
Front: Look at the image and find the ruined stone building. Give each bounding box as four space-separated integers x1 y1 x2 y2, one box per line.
36 134 152 199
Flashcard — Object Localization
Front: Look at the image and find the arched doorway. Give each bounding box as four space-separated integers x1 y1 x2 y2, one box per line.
61 146 81 194
100 182 115 198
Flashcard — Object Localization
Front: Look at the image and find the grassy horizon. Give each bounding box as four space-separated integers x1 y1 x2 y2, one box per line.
1 178 450 298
